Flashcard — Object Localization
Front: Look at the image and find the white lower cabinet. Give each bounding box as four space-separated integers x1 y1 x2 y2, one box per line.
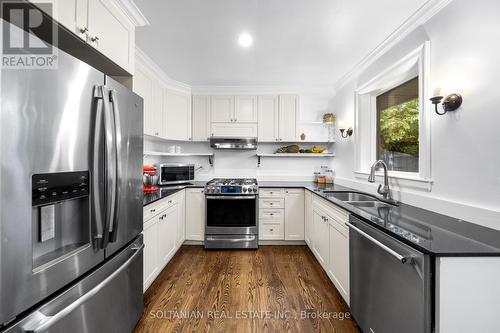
284 189 304 240
310 192 350 305
185 188 205 241
304 190 312 246
143 215 159 291
159 204 178 265
142 190 186 292
259 188 304 241
312 206 329 267
328 222 350 305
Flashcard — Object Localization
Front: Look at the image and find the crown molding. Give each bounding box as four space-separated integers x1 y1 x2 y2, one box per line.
191 85 336 96
333 0 454 92
112 0 150 27
135 47 192 93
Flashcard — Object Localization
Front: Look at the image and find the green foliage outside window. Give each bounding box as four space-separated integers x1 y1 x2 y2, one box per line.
379 98 419 157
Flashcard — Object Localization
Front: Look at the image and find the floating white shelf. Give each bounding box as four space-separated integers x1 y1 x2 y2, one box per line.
144 151 214 166
256 153 335 157
262 140 335 144
255 153 335 167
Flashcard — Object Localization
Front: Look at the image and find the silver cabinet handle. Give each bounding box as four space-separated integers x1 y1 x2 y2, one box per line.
346 222 409 264
90 36 99 42
23 244 144 333
79 27 88 34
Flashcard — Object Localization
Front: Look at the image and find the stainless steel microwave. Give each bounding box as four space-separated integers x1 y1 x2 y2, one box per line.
157 163 195 185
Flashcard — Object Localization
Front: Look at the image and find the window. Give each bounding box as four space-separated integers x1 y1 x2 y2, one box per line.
376 77 419 173
354 42 432 190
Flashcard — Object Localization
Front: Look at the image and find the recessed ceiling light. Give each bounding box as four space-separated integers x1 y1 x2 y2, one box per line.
238 32 253 48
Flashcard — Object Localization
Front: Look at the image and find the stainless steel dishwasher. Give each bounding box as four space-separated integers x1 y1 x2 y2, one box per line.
347 215 432 333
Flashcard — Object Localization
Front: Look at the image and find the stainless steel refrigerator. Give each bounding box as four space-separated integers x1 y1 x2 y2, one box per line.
0 46 144 331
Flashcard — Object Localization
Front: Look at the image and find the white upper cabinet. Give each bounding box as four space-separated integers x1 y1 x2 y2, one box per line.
37 0 135 73
133 64 157 137
234 96 258 123
164 89 191 141
211 96 234 123
211 123 257 138
284 189 305 240
258 95 279 142
279 95 298 141
192 96 211 141
87 0 135 73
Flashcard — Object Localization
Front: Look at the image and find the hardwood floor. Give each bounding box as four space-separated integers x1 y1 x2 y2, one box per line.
134 246 361 333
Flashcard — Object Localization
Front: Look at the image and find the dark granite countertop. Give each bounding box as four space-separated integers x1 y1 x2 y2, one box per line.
143 182 206 207
259 181 500 257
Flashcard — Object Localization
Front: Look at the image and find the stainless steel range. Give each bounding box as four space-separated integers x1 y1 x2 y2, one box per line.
204 179 259 249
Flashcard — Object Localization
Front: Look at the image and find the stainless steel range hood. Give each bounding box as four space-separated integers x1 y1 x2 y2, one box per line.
210 137 257 150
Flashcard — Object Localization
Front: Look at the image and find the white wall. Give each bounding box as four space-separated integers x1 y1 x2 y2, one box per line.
330 0 500 229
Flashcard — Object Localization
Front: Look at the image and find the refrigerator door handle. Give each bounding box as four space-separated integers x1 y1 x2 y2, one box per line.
92 86 105 248
100 85 117 249
22 244 144 333
108 89 122 243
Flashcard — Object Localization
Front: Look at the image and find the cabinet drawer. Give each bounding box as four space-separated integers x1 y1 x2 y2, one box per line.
143 195 177 221
259 209 284 221
259 188 285 198
260 222 284 240
259 198 284 209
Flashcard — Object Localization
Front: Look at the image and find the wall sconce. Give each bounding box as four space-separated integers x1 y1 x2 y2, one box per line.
430 87 463 115
338 121 353 138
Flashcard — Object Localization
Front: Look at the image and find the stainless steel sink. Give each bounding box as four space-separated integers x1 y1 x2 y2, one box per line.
348 201 397 209
323 191 378 202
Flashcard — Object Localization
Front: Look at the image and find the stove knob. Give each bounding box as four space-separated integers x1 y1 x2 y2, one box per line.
252 187 258 193
243 187 248 193
215 188 220 193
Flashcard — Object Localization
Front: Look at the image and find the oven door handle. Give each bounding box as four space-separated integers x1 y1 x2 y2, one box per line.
205 195 256 200
206 236 256 242
346 222 409 264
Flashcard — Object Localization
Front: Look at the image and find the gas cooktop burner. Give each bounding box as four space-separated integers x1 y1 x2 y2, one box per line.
205 178 258 195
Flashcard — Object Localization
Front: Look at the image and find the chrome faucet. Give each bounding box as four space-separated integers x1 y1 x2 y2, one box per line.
368 160 393 202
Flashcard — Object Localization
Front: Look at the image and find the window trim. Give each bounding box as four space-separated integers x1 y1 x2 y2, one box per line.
353 42 432 190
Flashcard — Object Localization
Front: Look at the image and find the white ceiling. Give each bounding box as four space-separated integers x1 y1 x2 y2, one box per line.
134 0 429 87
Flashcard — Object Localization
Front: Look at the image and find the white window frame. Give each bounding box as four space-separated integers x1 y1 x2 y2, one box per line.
353 42 433 191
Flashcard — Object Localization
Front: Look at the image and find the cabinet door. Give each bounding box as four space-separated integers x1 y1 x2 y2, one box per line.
164 89 191 141
151 82 165 137
185 188 205 241
258 95 279 142
175 191 186 247
192 96 211 141
279 95 298 141
133 65 155 136
211 96 234 123
143 217 159 291
284 189 304 240
312 207 329 268
304 190 312 246
87 0 135 73
210 123 257 138
235 96 257 123
158 205 178 265
328 222 350 305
